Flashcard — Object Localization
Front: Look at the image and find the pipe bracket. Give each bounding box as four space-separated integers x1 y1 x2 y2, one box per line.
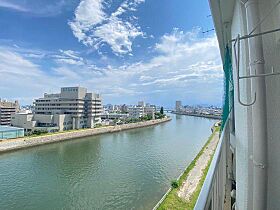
253 160 266 169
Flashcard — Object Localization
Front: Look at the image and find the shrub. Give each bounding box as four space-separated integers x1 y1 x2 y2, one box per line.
171 180 179 189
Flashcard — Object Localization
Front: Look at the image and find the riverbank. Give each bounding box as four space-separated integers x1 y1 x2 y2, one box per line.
0 117 171 153
172 111 221 120
154 126 220 210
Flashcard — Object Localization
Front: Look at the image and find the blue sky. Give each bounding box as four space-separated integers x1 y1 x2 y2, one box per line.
0 0 223 107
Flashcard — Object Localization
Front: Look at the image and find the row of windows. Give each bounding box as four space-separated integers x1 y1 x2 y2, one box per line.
36 108 80 110
62 87 78 92
35 104 82 106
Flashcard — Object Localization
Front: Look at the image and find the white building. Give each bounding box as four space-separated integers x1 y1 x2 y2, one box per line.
11 87 102 132
195 0 280 209
128 106 144 119
128 103 156 119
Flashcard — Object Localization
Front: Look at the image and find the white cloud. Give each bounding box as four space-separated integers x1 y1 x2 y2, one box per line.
0 28 223 106
0 0 28 12
69 0 145 55
53 50 84 65
0 0 69 17
0 49 64 104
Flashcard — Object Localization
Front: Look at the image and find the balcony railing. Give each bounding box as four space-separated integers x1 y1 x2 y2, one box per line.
194 119 231 210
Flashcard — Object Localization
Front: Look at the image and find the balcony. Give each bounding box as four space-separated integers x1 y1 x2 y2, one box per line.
194 119 232 210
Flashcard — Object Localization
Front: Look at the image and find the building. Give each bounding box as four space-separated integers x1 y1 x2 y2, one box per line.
138 101 145 107
0 99 19 126
175 101 182 112
144 106 156 119
120 104 128 113
195 0 280 209
128 102 156 119
128 106 144 119
0 126 24 139
12 87 102 132
100 113 129 120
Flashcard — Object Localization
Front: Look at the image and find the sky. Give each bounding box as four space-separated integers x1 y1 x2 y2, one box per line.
0 0 223 107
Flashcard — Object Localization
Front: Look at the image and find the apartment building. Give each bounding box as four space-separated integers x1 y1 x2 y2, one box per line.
128 106 144 119
12 87 102 132
128 102 156 119
0 99 19 126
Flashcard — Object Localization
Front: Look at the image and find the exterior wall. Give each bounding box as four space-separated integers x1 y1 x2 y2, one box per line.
11 114 36 131
128 107 144 118
0 100 19 126
231 2 253 209
258 0 280 208
230 0 280 209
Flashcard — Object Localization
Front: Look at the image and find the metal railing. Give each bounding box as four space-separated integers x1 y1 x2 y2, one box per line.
194 120 231 210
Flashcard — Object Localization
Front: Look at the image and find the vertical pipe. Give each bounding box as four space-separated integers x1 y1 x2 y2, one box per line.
244 0 268 209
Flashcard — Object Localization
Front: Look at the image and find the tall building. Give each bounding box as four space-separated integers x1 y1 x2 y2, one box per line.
175 101 182 112
0 99 19 126
12 87 102 132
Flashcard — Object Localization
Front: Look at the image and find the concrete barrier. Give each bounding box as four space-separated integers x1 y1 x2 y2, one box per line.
0 117 171 153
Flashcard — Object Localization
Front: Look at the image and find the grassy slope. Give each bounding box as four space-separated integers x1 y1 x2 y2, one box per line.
157 126 220 210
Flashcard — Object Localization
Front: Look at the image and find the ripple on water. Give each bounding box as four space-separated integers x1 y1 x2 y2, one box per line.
0 115 216 210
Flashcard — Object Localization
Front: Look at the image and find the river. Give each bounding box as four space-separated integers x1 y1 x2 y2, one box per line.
0 114 216 210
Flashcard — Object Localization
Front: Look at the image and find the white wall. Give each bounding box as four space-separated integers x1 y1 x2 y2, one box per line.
231 0 280 209
231 2 254 209
259 0 280 209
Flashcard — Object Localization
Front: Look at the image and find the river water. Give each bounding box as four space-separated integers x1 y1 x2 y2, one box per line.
0 114 216 210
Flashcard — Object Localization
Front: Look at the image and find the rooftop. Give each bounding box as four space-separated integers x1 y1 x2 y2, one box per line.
0 126 24 132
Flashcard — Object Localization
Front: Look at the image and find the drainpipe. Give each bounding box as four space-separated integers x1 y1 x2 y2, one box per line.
244 0 268 209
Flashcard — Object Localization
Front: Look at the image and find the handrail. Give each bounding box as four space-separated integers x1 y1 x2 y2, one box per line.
194 119 229 210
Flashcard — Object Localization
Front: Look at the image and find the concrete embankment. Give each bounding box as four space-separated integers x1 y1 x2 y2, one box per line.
0 117 171 153
154 126 219 209
172 111 221 120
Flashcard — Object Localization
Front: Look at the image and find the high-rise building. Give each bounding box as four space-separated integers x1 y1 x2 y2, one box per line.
0 99 19 125
175 101 182 112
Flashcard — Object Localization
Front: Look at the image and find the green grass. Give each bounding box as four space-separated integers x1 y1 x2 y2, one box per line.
157 126 220 210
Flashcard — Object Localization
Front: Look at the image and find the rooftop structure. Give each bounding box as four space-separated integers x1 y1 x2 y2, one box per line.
0 125 24 139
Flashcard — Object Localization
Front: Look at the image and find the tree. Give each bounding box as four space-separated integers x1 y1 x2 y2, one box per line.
160 107 164 115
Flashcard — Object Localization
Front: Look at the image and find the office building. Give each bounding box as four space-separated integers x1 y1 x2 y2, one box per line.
12 87 102 132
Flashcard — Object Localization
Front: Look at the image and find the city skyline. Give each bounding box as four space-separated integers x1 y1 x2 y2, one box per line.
0 0 223 107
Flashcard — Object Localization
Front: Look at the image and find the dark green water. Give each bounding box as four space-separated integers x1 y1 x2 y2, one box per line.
0 114 216 210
